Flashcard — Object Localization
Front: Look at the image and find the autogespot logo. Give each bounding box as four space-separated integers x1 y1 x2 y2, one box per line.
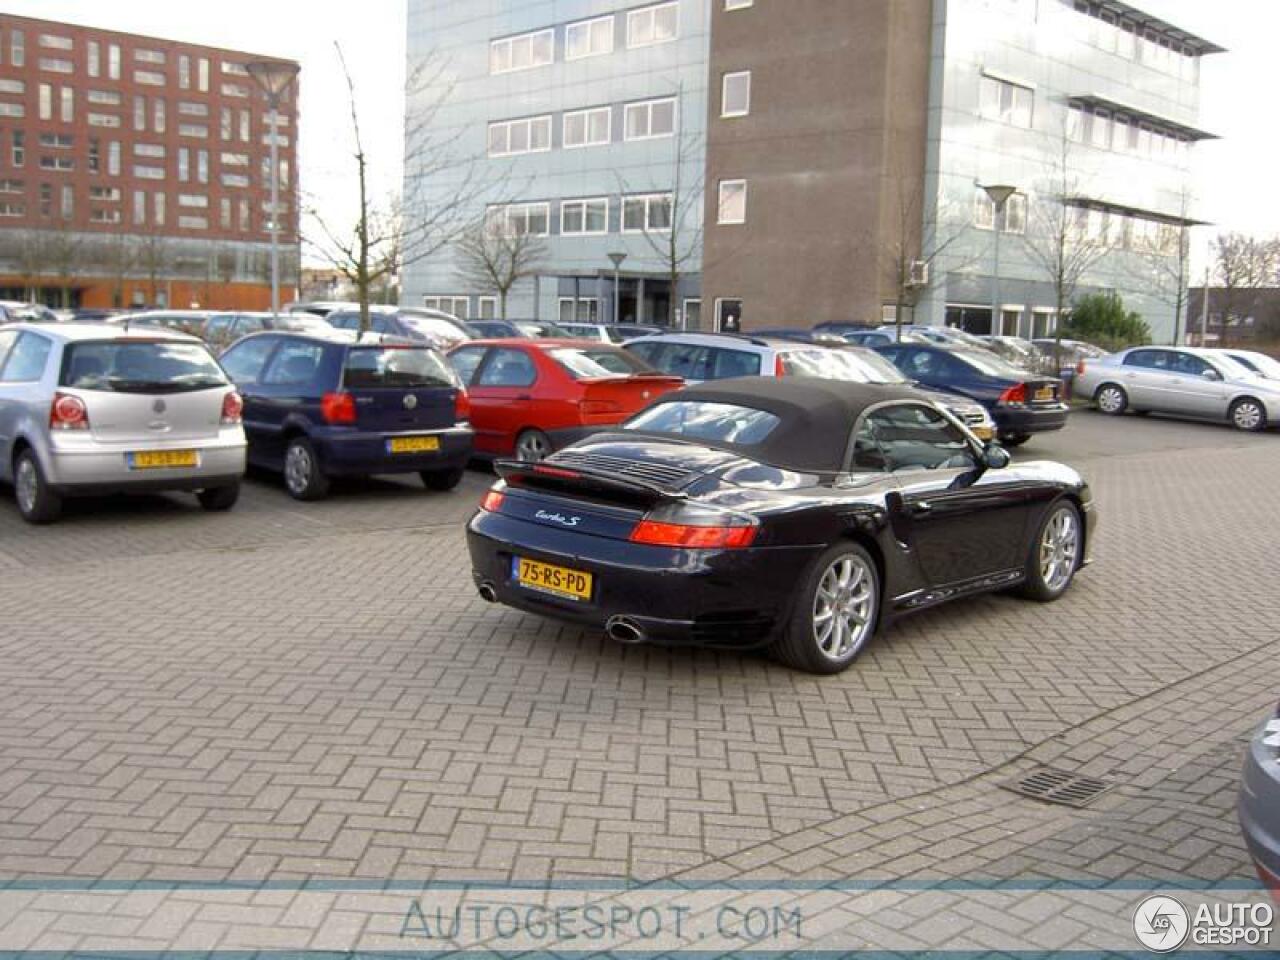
1134 896 1190 953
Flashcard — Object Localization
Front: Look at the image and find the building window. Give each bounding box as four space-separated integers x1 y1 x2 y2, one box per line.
198 58 209 92
725 0 753 9
11 30 25 68
179 193 209 207
563 106 611 148
220 197 232 229
238 198 249 231
973 188 1026 233
88 185 118 201
624 97 677 140
88 89 120 105
486 201 551 236
716 299 743 332
107 141 120 176
12 131 25 167
135 49 166 64
566 15 614 61
978 74 1033 128
87 113 121 128
133 190 147 225
221 107 233 140
60 87 73 122
178 147 189 181
490 29 554 75
477 297 498 320
180 123 209 138
38 58 73 74
721 70 750 118
560 197 609 235
622 193 672 232
39 156 74 171
155 192 166 226
135 70 165 86
40 34 73 50
221 151 249 166
239 109 250 142
487 115 552 157
38 83 52 120
424 296 470 317
133 143 165 158
0 103 24 118
90 208 119 223
133 165 164 180
197 150 209 184
134 95 146 131
627 2 678 48
154 97 166 133
178 55 191 89
221 172 249 188
87 41 100 77
717 179 747 224
0 79 23 94
108 44 120 79
221 82 247 98
38 133 73 148
559 298 600 323
178 215 208 229
179 101 208 116
60 184 73 220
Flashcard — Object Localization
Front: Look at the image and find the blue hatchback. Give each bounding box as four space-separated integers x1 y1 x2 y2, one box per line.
219 331 474 500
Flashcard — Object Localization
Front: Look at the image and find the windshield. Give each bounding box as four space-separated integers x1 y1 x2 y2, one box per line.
781 348 909 384
952 349 1031 379
61 341 229 393
515 321 569 337
343 346 458 388
625 400 780 445
401 314 470 342
550 347 652 378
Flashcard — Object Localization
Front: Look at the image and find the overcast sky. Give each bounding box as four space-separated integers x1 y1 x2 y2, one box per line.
6 0 1276 275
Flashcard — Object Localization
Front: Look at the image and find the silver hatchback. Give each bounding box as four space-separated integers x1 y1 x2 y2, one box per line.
0 323 247 523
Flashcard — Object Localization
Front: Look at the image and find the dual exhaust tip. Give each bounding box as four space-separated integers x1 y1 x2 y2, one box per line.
476 582 646 645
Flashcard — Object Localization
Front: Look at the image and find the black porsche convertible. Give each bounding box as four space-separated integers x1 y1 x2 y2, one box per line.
467 378 1095 674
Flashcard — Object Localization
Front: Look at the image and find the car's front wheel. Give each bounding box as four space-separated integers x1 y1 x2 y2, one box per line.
1018 501 1082 602
514 429 552 462
772 542 880 674
197 483 240 511
1094 384 1128 415
1229 397 1267 432
283 437 330 501
13 449 62 525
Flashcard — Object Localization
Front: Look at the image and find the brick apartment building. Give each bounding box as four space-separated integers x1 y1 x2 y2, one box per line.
0 13 299 310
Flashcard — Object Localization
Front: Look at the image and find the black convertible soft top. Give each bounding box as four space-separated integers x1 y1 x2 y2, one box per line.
637 376 927 473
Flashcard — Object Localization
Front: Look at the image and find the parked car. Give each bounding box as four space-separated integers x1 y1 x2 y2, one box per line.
447 339 684 461
811 322 877 338
557 323 627 344
839 329 928 348
515 320 573 338
614 324 663 339
326 306 473 350
0 323 245 523
979 335 1044 371
1032 337 1109 379
468 377 1094 674
218 330 473 499
624 333 994 438
875 342 1068 446
68 308 125 324
1238 702 1280 900
285 301 355 318
751 328 850 345
1218 349 1280 382
1075 346 1280 432
469 320 527 339
0 301 61 325
107 310 212 338
201 311 332 350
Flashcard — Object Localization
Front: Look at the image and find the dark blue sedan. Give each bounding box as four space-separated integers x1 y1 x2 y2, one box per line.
219 331 474 500
875 342 1068 446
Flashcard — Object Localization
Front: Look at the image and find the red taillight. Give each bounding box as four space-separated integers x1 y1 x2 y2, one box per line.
1075 360 1087 376
321 391 357 424
998 383 1027 405
221 390 243 425
774 355 787 377
480 489 505 512
532 465 581 479
629 519 758 549
50 392 88 430
454 388 470 423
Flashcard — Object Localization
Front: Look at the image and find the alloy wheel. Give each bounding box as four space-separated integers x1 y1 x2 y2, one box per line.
15 457 37 515
285 443 312 495
1096 386 1124 414
812 554 875 661
516 431 551 462
1039 506 1080 593
1233 401 1264 431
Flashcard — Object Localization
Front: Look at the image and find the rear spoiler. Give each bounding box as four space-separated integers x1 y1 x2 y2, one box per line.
495 459 680 504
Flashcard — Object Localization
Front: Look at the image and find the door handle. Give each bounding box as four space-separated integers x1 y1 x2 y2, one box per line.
1125 373 1137 379
908 501 932 516
516 394 533 401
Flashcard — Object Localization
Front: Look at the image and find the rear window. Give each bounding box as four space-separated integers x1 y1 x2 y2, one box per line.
401 314 468 342
550 347 651 379
342 346 457 388
61 341 228 393
781 348 908 384
625 401 780 446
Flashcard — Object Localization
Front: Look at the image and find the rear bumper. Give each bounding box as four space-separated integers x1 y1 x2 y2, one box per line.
1239 723 1280 901
992 404 1069 436
313 425 474 476
45 433 246 494
467 509 819 649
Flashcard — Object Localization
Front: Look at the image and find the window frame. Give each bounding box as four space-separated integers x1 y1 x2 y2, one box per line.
721 70 751 118
487 114 553 158
717 179 747 225
0 331 53 383
847 400 979 475
560 196 610 236
626 2 679 49
623 96 677 141
489 28 555 75
562 105 612 149
565 14 615 61
475 347 538 388
621 193 673 233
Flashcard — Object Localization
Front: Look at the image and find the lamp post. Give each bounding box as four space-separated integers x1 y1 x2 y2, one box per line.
980 183 1016 337
245 60 300 317
607 252 627 325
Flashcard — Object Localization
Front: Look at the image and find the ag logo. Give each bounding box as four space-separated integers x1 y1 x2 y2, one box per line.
1134 896 1190 952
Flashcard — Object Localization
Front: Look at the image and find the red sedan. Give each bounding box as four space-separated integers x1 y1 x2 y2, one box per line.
447 339 684 460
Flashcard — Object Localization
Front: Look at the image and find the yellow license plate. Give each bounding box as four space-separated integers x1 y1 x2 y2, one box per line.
972 424 995 441
388 435 440 454
513 557 593 602
1034 387 1055 402
130 449 198 469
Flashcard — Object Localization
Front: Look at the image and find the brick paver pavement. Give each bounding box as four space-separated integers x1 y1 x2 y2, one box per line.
0 412 1275 934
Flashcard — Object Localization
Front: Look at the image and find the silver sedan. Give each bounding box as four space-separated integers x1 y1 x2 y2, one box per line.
1074 345 1280 431
0 323 246 523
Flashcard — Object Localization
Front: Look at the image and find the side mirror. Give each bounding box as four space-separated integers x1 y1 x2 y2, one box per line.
1202 368 1222 381
982 443 1012 470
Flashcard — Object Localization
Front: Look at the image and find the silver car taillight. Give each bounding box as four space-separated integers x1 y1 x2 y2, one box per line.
50 392 89 431
221 391 244 425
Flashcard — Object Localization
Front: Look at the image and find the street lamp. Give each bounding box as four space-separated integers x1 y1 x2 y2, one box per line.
245 59 300 317
980 183 1016 337
607 252 627 325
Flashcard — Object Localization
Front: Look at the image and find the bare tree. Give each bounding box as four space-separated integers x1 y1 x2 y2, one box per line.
101 231 137 308
136 232 170 307
1146 184 1195 346
1021 130 1108 366
45 221 82 309
454 216 547 319
5 229 50 302
1211 232 1280 346
305 43 491 334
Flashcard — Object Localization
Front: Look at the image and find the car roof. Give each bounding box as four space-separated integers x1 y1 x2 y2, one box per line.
625 332 821 350
229 328 420 348
459 337 621 349
5 322 203 344
642 376 927 473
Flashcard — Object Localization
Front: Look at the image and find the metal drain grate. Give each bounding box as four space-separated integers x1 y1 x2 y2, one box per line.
1002 766 1115 808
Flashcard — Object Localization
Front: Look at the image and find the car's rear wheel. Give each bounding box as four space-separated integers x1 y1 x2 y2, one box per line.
1094 384 1127 415
772 542 879 675
1018 501 1082 601
14 449 62 525
197 482 240 511
420 467 464 491
1230 397 1267 432
515 429 552 462
283 437 330 501
1001 433 1030 448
